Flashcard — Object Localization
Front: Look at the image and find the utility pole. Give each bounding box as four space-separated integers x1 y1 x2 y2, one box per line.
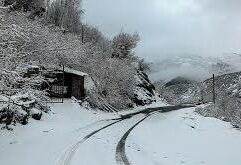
212 74 216 104
81 24 84 44
62 65 65 103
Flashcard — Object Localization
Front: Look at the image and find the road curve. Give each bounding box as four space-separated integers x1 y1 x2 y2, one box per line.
116 114 152 165
58 119 122 165
115 105 195 165
59 104 195 165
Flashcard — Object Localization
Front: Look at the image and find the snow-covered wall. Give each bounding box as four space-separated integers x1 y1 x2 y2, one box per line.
84 76 95 92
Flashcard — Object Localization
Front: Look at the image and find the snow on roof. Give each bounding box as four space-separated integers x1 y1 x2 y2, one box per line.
64 67 88 77
27 65 40 69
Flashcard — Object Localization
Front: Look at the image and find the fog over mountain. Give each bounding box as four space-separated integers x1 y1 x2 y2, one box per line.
83 0 241 62
83 0 241 82
150 54 241 82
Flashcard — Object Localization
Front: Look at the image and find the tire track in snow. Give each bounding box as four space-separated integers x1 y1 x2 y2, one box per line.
73 118 120 133
115 114 152 165
115 105 195 165
59 104 195 165
58 119 122 165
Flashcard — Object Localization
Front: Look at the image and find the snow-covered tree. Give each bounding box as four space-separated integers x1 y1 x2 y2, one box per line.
112 32 140 58
2 0 45 19
45 0 83 34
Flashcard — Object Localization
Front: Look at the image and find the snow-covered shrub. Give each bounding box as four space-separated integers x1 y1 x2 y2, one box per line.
0 9 51 129
196 100 241 129
45 0 83 34
0 67 50 128
0 90 50 129
86 58 137 109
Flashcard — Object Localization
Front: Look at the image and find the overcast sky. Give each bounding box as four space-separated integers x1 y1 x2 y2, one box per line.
83 0 241 62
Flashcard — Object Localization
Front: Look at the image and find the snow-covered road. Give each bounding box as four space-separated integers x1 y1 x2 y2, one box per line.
1 100 241 165
126 108 241 165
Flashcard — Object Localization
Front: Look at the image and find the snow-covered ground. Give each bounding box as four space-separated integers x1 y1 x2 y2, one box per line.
127 108 241 165
1 100 241 165
0 100 117 165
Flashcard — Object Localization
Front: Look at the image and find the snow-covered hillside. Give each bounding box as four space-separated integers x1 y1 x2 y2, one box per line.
197 71 241 128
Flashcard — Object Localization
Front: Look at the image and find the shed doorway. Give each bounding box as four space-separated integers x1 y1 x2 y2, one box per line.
63 68 87 100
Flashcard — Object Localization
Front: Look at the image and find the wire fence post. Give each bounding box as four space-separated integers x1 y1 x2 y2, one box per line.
81 24 84 44
62 65 65 103
212 74 216 104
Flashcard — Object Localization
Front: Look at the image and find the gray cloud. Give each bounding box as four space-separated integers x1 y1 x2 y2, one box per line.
83 0 241 62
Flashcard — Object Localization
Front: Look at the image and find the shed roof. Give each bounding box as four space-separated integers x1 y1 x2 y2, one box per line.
27 65 40 69
64 67 88 77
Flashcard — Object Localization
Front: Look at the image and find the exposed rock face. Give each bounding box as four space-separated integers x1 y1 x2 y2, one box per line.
0 93 48 129
0 108 14 125
30 108 42 120
132 70 158 106
0 107 28 126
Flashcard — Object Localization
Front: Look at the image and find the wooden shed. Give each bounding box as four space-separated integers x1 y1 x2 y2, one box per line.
63 68 88 99
42 67 95 100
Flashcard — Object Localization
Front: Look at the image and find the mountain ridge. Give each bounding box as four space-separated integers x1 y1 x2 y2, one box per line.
150 54 241 82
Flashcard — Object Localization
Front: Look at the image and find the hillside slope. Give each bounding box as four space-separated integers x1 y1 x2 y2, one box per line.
197 71 241 129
